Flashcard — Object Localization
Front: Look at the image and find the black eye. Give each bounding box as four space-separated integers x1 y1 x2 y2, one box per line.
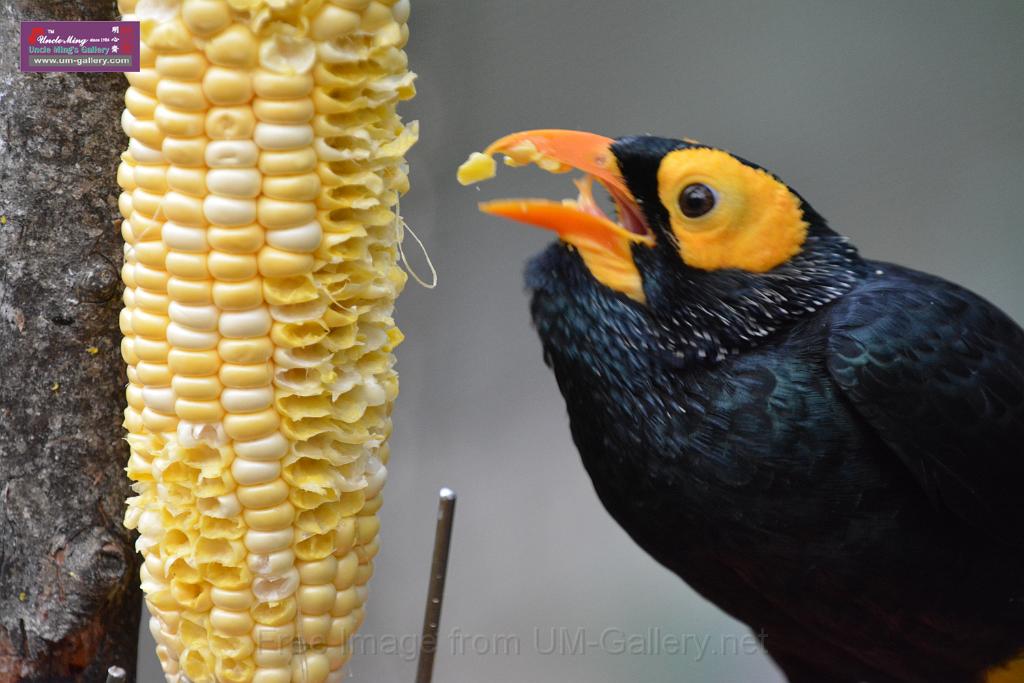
679 183 716 218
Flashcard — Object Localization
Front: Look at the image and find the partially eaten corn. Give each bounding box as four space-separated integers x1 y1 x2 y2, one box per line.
116 1 416 681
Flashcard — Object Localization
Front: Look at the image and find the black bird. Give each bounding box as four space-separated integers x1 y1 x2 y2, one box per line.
460 130 1024 683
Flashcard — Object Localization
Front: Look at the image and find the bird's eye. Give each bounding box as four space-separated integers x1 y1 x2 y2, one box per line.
678 183 716 218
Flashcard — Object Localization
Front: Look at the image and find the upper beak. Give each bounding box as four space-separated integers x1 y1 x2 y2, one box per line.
458 129 653 302
467 129 652 251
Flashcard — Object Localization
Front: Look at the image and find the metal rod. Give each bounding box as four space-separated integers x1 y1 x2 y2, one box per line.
105 665 126 683
415 487 457 683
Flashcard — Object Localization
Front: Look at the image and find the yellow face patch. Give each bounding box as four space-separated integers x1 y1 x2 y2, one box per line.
656 148 808 272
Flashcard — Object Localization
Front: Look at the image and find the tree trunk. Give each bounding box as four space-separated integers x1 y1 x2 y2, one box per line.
0 1 141 681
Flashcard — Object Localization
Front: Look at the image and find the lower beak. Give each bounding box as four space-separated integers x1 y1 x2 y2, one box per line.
459 129 653 302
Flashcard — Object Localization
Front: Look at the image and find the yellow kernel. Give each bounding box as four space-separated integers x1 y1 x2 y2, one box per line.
133 264 170 292
182 0 232 37
142 407 179 432
131 188 164 218
213 279 264 310
209 607 254 637
122 339 141 366
145 18 194 53
457 152 497 186
163 136 208 167
134 240 169 267
206 106 258 140
206 25 258 68
126 68 159 93
162 192 206 226
134 289 170 314
258 247 315 278
218 337 273 364
297 557 338 585
165 251 209 279
168 349 221 376
223 409 280 441
253 647 291 668
137 362 173 386
333 519 356 556
258 149 318 176
332 552 358 591
210 587 255 611
251 667 290 683
252 71 314 99
298 613 331 644
125 87 157 118
203 67 254 106
168 276 213 303
132 165 169 193
155 53 208 80
131 310 170 339
355 515 380 544
166 167 208 196
328 0 370 10
252 98 314 124
310 5 360 41
208 251 259 281
175 398 225 422
242 501 294 530
262 174 320 202
208 225 265 253
219 363 273 388
236 479 289 509
126 385 145 410
155 105 206 138
156 80 208 112
294 584 336 618
171 375 222 400
129 118 166 150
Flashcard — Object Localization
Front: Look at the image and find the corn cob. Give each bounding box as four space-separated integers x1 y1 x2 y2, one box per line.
116 1 416 681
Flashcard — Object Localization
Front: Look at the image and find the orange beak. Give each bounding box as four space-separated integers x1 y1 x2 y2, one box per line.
463 129 653 302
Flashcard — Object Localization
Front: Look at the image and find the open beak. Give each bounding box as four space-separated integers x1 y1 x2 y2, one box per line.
459 129 654 302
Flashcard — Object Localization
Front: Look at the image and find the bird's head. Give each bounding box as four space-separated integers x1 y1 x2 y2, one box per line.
461 129 863 360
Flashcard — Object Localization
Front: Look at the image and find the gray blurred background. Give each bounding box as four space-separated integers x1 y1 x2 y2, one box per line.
139 1 1024 681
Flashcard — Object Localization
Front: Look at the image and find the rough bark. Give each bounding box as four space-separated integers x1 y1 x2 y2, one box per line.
0 1 141 681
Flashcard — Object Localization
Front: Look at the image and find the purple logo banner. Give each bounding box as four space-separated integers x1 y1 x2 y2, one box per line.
20 21 140 73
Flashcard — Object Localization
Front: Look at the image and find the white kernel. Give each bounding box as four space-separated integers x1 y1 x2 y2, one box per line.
166 322 220 350
204 195 257 226
128 138 165 164
220 385 275 413
264 220 322 253
168 302 220 331
232 430 288 461
142 386 177 413
253 123 314 150
218 307 272 338
205 140 259 168
162 222 209 252
244 527 293 554
231 457 281 485
206 168 262 198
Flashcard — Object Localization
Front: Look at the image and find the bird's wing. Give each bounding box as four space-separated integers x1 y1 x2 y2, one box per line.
825 266 1024 545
